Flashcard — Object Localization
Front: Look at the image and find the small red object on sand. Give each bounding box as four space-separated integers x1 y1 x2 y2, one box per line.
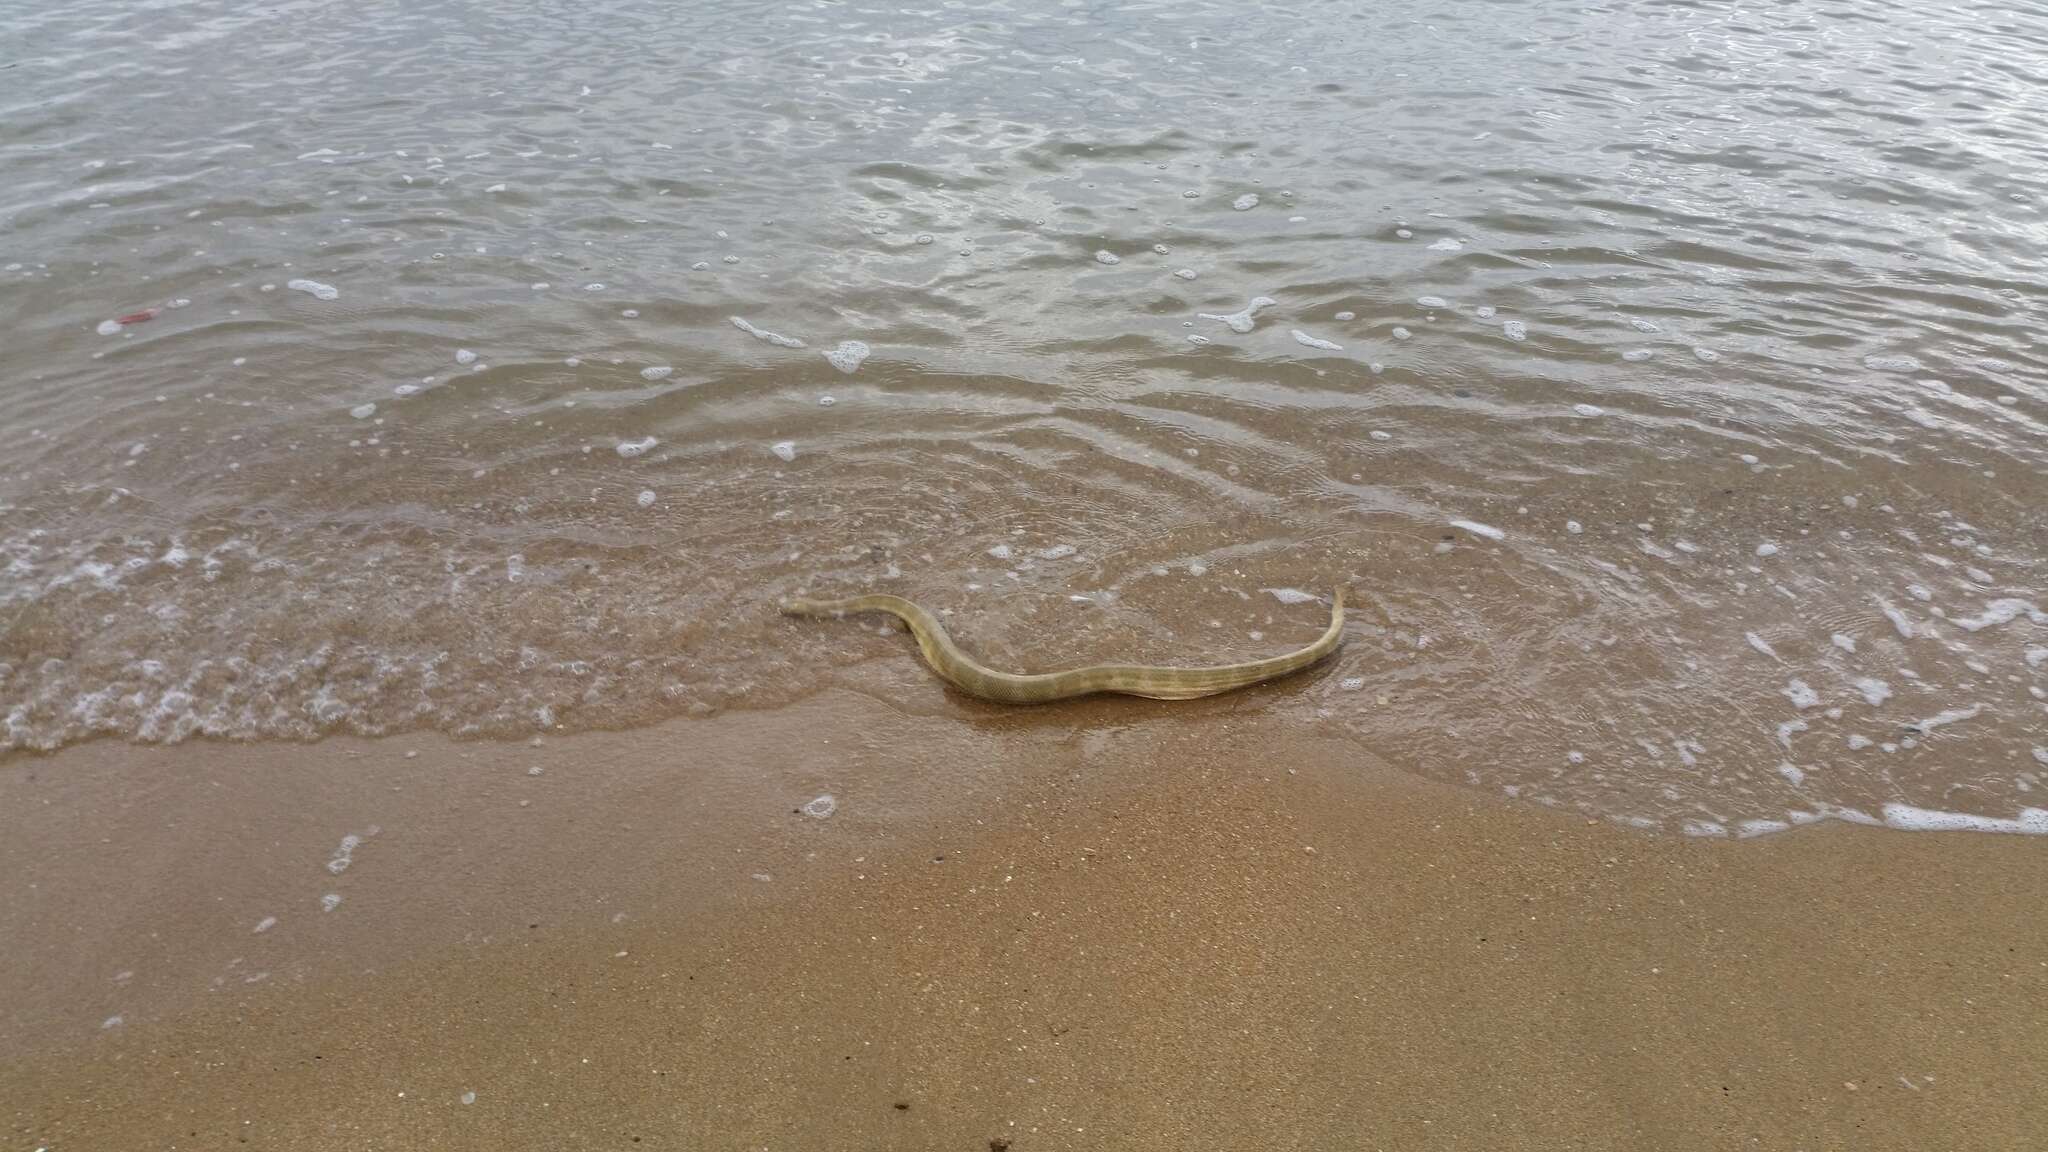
115 308 161 326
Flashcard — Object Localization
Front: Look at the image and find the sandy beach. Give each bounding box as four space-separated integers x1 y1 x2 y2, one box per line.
5 691 2043 1150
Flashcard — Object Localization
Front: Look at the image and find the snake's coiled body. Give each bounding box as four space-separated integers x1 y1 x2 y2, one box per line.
781 589 1344 703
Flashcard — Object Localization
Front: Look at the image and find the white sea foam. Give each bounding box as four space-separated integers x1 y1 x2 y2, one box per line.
1417 295 1448 309
1852 677 1891 706
1429 237 1463 252
1880 804 2048 834
327 832 363 875
770 441 796 462
286 279 338 300
1952 598 2045 632
1198 296 1276 334
824 340 870 374
731 317 804 348
1573 403 1604 417
1783 679 1820 709
616 437 658 458
640 366 672 381
1874 597 1915 638
801 794 836 819
349 403 376 420
1502 320 1527 341
1744 632 1778 659
1911 704 1983 733
1291 329 1341 351
1094 250 1121 265
1449 519 1504 541
1264 587 1318 605
1232 193 1259 211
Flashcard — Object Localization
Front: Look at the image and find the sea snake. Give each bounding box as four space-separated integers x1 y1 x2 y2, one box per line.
780 588 1344 703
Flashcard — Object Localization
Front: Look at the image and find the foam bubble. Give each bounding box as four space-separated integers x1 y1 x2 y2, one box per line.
731 317 804 348
1174 268 1198 280
1910 704 1983 733
1094 250 1121 265
1952 598 2045 632
1198 296 1276 334
1263 587 1318 605
1417 295 1449 309
801 794 837 819
1622 348 1654 361
1874 597 1915 638
1291 329 1341 351
770 441 796 462
1449 519 1504 541
320 893 343 912
636 490 656 508
327 832 362 875
1232 194 1259 211
1502 320 1527 341
616 437 658 459
349 403 377 420
1573 403 1604 417
1745 632 1778 659
96 319 123 336
286 279 338 301
1784 679 1820 709
1881 804 2048 834
640 366 673 381
1429 237 1463 252
253 916 277 934
824 340 870 374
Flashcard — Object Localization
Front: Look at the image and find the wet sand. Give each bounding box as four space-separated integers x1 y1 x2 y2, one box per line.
4 691 2044 1150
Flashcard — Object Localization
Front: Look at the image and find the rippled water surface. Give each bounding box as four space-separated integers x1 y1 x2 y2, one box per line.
4 0 2046 834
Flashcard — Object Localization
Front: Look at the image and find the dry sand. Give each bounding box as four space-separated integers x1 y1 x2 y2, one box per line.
4 690 2044 1150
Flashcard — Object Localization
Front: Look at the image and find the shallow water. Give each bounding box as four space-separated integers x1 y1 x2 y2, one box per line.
2 0 2045 835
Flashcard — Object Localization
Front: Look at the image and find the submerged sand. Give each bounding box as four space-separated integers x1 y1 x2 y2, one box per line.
3 691 2044 1149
